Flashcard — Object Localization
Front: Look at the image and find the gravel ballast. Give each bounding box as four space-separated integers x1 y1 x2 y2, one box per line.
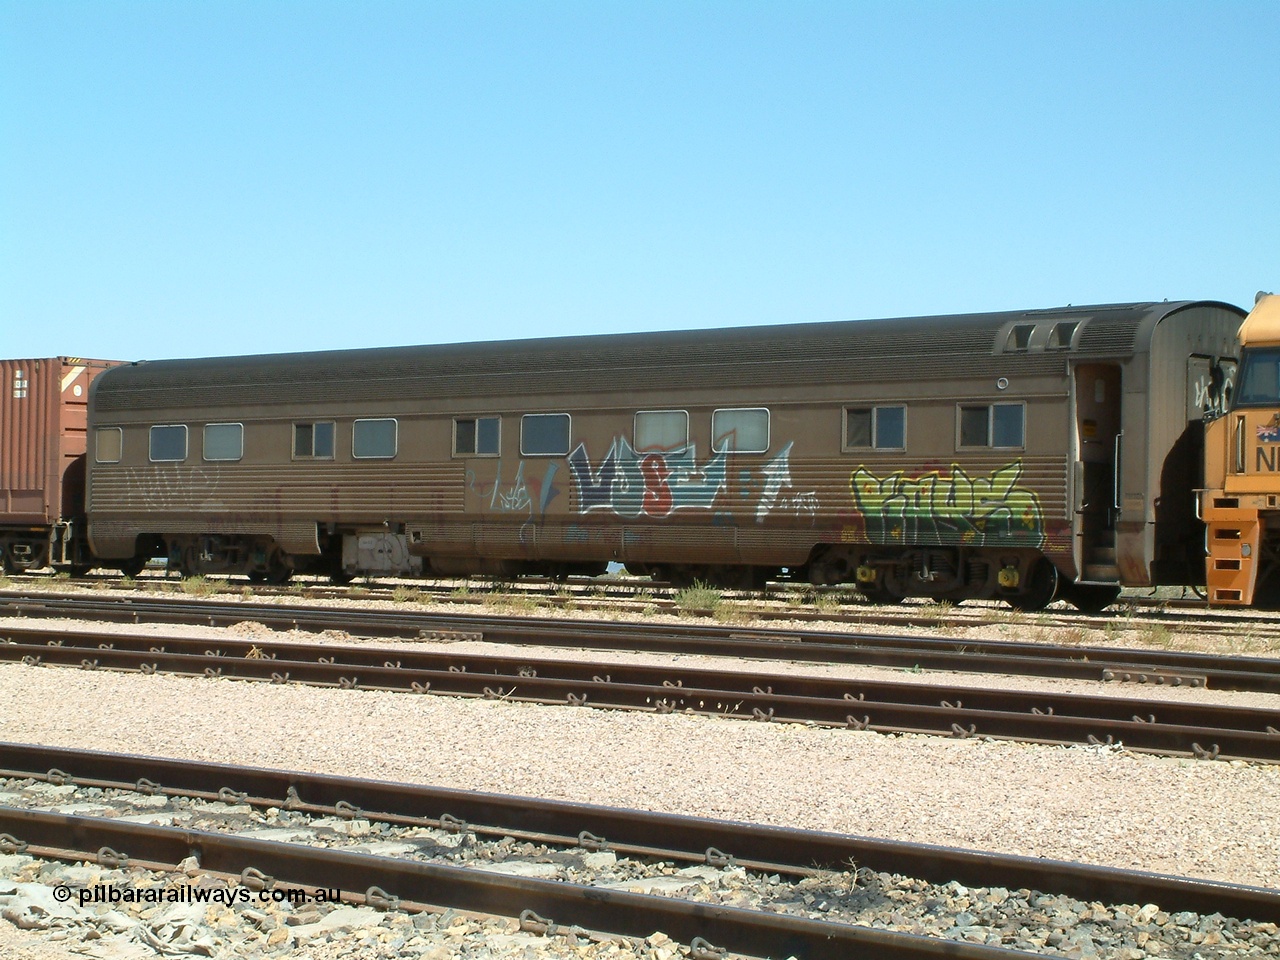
1 594 1278 958
0 657 1276 889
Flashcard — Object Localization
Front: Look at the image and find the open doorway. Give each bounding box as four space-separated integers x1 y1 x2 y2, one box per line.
1074 364 1121 580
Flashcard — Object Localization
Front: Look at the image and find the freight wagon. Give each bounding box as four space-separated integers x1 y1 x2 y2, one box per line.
81 300 1241 611
0 358 120 573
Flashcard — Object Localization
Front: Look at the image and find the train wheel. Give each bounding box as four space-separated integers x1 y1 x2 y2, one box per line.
2 545 46 574
1008 560 1059 612
118 558 146 578
263 558 293 585
1063 583 1121 614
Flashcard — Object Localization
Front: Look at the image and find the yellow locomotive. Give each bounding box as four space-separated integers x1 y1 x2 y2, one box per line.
1203 293 1280 605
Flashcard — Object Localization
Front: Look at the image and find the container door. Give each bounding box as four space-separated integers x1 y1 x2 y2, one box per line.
1073 364 1121 581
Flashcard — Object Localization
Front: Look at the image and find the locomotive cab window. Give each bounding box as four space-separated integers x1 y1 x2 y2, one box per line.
844 405 905 451
353 419 398 459
958 403 1025 449
521 413 571 456
454 416 500 456
1236 347 1280 406
635 410 688 453
95 427 122 464
149 425 188 462
294 422 335 460
203 423 243 462
712 408 769 453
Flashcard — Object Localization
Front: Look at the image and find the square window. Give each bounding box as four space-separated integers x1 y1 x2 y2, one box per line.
149 425 188 462
294 422 335 459
635 410 688 452
354 419 397 459
712 408 769 453
521 413 571 456
95 427 122 464
455 416 500 456
203 423 243 462
845 406 906 451
958 403 1025 449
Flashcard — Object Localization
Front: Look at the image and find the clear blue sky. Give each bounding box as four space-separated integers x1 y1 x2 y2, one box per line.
3 1 1277 362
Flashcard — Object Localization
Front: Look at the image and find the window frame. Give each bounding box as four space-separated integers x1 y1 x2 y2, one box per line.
956 401 1026 451
711 407 770 454
453 416 502 457
352 418 399 460
202 422 244 462
293 421 336 461
634 409 690 454
520 413 572 457
842 404 907 452
95 427 123 464
148 424 188 463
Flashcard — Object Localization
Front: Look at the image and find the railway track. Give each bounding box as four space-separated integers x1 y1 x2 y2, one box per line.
8 571 1280 639
3 624 1278 761
0 742 1277 959
4 589 1280 694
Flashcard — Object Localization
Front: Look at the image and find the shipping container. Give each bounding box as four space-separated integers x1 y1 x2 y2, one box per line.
1 358 120 571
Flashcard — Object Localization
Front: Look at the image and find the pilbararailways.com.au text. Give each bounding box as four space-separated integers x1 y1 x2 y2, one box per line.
56 883 342 909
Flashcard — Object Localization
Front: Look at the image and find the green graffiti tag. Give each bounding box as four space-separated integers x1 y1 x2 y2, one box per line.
849 461 1045 548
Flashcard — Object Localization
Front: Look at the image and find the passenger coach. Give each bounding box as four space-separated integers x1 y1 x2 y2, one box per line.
85 301 1242 610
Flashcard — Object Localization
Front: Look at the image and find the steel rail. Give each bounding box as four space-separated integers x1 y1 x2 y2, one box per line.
3 590 1280 692
1 743 1277 927
0 806 1051 960
2 629 1278 761
14 573 1280 637
9 624 1280 736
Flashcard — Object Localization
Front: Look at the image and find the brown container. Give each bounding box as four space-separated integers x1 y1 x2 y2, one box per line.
1 358 119 525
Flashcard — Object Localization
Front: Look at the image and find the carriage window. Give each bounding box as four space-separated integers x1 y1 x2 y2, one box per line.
203 423 243 462
521 413 571 456
1049 321 1079 349
353 419 398 459
634 410 688 453
148 425 187 462
844 405 905 451
455 416 500 456
958 403 1024 449
712 408 769 453
294 422 335 459
95 427 122 463
1005 324 1034 351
